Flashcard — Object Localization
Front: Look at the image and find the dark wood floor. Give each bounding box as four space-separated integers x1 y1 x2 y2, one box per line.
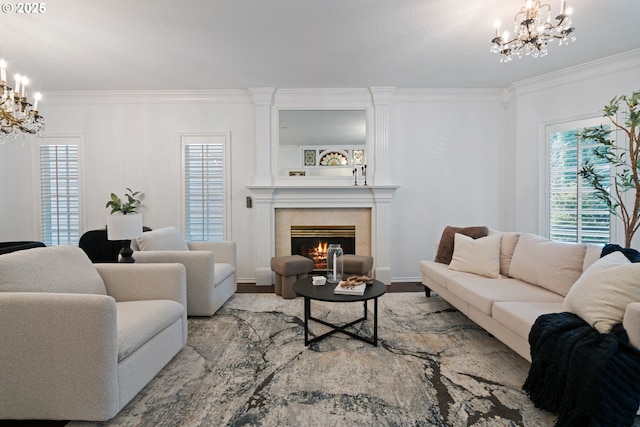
238 281 425 293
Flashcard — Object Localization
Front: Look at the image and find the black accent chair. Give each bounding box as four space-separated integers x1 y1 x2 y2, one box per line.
0 241 46 255
78 229 122 263
79 227 152 263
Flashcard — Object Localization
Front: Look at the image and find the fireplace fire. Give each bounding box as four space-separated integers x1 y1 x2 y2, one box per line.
291 225 356 272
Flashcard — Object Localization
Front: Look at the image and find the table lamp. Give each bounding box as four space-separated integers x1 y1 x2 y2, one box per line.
106 213 143 263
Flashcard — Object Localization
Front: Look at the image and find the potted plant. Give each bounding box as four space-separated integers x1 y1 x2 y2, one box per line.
106 188 143 262
106 187 141 214
579 90 640 247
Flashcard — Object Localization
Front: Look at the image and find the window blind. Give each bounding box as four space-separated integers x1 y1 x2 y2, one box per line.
548 125 611 244
39 144 80 245
183 142 225 241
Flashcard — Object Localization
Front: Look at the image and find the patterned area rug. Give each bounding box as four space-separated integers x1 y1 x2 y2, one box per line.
71 293 564 426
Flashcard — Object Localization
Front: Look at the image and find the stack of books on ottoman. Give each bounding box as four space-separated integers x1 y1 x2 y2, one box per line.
334 276 374 296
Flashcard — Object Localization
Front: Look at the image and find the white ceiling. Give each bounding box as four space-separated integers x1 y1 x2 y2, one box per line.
2 0 639 93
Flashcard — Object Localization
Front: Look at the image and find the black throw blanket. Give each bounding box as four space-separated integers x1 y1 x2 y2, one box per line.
523 312 640 427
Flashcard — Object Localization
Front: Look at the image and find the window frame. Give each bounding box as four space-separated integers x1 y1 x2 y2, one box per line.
32 134 86 246
542 116 615 244
179 132 231 242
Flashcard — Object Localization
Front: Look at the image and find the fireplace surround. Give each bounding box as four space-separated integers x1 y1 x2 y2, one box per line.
248 185 398 285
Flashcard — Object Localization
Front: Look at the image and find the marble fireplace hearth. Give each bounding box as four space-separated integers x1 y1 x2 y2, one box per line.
248 185 398 286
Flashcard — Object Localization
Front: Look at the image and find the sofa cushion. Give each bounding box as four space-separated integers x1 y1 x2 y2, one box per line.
434 225 488 264
447 277 564 316
492 301 565 341
564 251 640 333
448 233 501 278
420 260 476 290
116 299 185 361
508 233 586 296
0 245 107 295
136 227 189 251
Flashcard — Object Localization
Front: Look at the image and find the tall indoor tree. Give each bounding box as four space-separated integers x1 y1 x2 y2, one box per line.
579 90 640 247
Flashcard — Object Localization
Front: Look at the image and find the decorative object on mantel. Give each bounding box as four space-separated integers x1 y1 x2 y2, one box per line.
490 0 575 62
362 164 367 186
0 59 44 142
579 90 640 247
106 188 143 263
353 168 358 186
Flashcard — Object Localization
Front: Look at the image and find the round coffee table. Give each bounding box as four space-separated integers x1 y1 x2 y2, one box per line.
293 276 386 347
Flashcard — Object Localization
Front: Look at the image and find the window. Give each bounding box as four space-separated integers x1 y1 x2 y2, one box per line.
546 118 611 244
181 133 230 241
37 136 83 245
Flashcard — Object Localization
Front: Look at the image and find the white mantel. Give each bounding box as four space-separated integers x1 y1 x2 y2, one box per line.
248 185 398 285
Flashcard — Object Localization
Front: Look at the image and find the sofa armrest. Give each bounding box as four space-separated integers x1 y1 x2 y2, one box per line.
623 302 640 349
187 241 236 266
133 250 215 286
95 263 187 307
0 292 120 420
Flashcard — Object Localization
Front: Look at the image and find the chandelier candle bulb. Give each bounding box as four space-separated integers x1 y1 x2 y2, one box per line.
33 93 41 111
0 60 6 83
14 74 20 95
21 76 28 98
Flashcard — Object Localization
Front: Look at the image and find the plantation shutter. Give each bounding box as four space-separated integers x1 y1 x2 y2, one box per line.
39 144 80 245
547 121 611 244
182 134 229 241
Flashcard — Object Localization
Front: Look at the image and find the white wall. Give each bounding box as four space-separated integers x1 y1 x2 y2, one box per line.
388 90 507 280
2 50 638 282
511 50 640 245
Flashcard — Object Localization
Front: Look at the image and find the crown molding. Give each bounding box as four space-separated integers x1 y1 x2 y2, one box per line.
511 49 640 96
40 89 252 105
392 88 505 103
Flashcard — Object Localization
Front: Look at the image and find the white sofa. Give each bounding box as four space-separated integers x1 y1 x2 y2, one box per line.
0 245 188 421
420 230 640 361
131 227 237 316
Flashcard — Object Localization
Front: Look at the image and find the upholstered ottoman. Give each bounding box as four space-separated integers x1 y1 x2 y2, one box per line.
343 254 374 276
271 255 314 299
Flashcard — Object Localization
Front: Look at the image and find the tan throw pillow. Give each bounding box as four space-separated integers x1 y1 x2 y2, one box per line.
0 245 107 295
434 225 489 264
136 227 189 251
499 232 521 276
564 252 640 333
448 233 502 278
508 233 586 296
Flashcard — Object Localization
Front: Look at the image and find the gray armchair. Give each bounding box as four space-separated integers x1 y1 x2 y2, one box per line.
131 227 237 316
0 245 187 421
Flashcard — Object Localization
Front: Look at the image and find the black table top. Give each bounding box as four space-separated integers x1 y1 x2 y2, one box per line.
293 276 386 302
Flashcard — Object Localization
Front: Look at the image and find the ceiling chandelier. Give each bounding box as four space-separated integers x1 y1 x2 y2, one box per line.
0 59 44 142
490 0 575 62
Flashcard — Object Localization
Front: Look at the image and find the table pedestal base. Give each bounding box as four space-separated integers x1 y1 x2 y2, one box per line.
302 297 379 347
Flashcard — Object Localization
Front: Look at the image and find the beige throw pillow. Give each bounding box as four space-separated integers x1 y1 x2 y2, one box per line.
434 225 489 264
564 252 640 333
136 226 189 251
499 232 521 276
448 233 502 278
508 233 586 296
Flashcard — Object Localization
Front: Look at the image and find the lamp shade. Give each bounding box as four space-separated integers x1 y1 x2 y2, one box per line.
106 213 143 241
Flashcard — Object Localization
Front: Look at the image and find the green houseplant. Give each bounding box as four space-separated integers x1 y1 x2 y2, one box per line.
105 188 143 263
106 188 141 215
579 90 640 247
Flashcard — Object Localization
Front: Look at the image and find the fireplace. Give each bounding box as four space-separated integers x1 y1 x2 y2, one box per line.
291 225 356 272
